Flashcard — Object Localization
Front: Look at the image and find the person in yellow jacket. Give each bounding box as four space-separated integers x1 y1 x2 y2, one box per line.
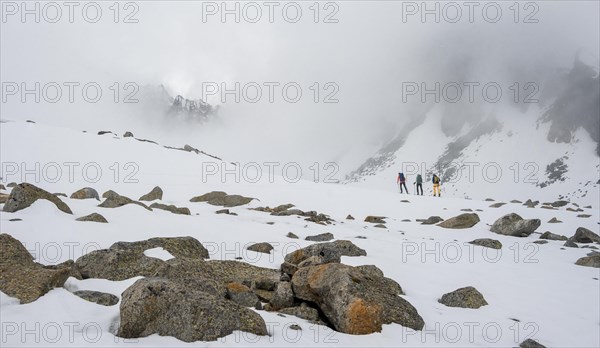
432 174 441 197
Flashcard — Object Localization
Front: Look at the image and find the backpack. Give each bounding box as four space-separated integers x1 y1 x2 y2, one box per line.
416 174 423 184
433 175 440 184
399 173 406 182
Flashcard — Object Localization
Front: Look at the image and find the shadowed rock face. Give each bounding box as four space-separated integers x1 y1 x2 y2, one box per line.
541 58 600 156
3 183 72 214
0 234 71 303
117 277 267 342
291 263 424 334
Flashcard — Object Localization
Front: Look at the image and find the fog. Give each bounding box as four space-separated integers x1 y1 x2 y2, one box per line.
1 1 598 175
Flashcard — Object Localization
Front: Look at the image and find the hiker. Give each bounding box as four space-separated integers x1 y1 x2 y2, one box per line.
432 174 441 197
414 174 423 195
397 172 408 193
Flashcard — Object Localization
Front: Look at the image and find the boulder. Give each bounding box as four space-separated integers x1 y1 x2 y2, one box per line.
139 186 163 201
0 234 71 303
291 263 424 334
305 232 334 242
225 282 260 307
437 213 480 229
547 217 562 223
190 191 228 202
420 216 444 225
73 290 119 306
572 227 600 243
247 242 274 254
489 202 506 208
563 239 579 248
102 190 120 199
70 187 100 200
286 232 299 239
123 131 134 137
490 213 540 237
346 215 355 220
438 286 488 309
76 213 108 223
3 183 72 214
117 277 268 342
149 203 190 215
279 303 321 322
270 282 294 310
75 237 209 280
575 255 600 268
539 231 567 241
364 216 386 224
283 240 366 266
469 238 502 249
215 209 230 214
98 193 151 211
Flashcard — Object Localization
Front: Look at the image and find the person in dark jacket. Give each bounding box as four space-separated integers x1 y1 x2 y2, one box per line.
414 174 423 195
397 172 408 193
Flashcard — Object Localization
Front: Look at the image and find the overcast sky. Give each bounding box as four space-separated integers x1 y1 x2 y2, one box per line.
2 1 599 174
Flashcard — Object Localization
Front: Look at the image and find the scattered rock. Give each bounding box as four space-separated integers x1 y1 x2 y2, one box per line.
247 242 274 254
3 183 72 214
139 186 163 201
346 214 355 220
98 192 151 211
190 191 228 202
572 227 600 243
520 338 547 348
485 198 494 201
98 130 114 135
460 208 473 212
421 216 444 225
364 216 386 224
523 199 539 208
490 213 540 237
563 239 579 248
291 263 424 334
539 231 567 241
123 131 134 137
70 187 100 200
73 290 119 306
283 240 366 267
117 277 268 342
489 202 506 208
533 240 548 245
437 213 480 229
8 218 22 222
286 232 299 239
0 234 71 303
577 214 592 218
551 200 569 207
305 232 334 242
547 217 562 223
575 255 600 268
438 286 488 309
510 200 522 203
374 224 387 228
469 238 502 249
149 203 190 215
215 209 230 214
76 213 108 223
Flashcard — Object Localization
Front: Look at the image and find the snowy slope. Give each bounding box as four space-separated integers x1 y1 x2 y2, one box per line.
1 120 599 347
345 103 600 206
